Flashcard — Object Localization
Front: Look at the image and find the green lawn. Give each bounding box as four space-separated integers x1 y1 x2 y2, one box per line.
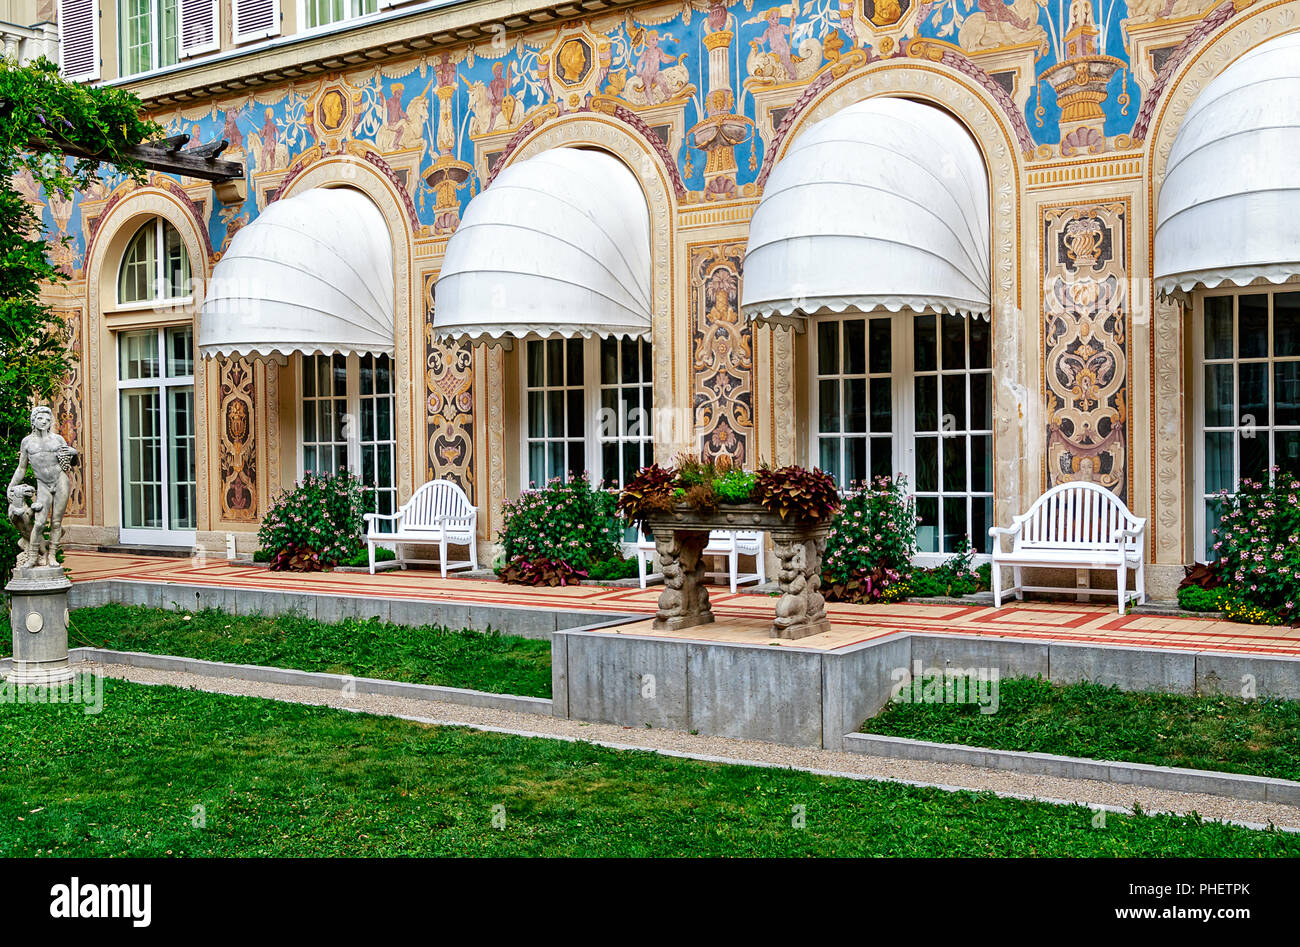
864 677 1300 781
0 677 1295 856
48 604 552 698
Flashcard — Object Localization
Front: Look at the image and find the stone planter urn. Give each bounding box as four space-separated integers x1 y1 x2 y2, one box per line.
645 502 832 640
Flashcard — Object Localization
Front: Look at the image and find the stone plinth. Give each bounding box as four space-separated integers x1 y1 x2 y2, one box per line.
6 565 74 685
646 504 832 639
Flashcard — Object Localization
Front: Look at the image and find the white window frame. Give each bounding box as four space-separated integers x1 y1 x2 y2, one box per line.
807 310 994 566
298 353 397 515
58 0 101 82
117 0 181 77
518 336 654 491
233 0 281 43
116 326 197 547
116 218 192 308
1191 285 1300 560
297 0 378 33
178 0 220 57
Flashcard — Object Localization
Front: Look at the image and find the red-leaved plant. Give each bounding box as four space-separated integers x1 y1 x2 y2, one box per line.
269 543 324 573
615 463 676 529
753 464 841 521
498 556 587 587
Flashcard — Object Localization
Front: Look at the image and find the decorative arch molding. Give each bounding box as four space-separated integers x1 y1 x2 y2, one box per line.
87 176 213 264
85 185 211 289
1145 3 1300 190
1144 4 1300 564
82 185 213 535
277 154 418 502
274 146 421 233
486 104 688 199
761 60 1026 524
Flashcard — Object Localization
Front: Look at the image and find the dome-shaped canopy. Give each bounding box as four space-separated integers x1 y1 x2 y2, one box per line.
199 187 395 359
742 97 991 326
1155 31 1300 296
433 148 652 342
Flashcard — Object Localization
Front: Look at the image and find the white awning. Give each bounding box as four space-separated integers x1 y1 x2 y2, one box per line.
1155 31 1300 297
741 97 991 327
199 187 395 359
433 148 652 343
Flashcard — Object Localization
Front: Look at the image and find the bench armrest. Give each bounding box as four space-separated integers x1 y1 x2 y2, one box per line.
365 512 400 535
988 524 1018 553
438 514 477 528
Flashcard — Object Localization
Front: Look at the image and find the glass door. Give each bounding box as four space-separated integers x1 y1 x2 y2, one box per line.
118 326 196 546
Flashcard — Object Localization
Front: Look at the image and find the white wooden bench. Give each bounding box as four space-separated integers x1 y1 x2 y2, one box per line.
989 481 1146 614
363 480 478 578
635 529 766 594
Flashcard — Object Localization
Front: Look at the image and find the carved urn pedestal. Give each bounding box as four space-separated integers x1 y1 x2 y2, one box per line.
5 565 75 685
645 504 832 640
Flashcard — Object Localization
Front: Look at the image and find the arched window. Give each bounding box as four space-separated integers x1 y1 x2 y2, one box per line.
118 218 191 306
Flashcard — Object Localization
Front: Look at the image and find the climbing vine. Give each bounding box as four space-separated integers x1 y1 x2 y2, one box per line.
0 56 159 578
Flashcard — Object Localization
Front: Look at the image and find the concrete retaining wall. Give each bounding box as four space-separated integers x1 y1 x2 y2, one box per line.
69 578 636 641
555 628 1300 748
843 732 1300 806
63 647 552 716
821 634 910 751
912 633 1300 700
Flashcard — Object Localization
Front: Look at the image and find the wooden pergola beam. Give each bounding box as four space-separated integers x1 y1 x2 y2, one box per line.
55 137 245 183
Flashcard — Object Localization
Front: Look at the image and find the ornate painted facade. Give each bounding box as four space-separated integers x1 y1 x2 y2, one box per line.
29 0 1300 597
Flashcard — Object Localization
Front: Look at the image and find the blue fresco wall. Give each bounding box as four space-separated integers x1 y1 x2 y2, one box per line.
24 0 1234 276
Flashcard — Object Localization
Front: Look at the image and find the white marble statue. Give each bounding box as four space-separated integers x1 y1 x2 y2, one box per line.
7 405 78 569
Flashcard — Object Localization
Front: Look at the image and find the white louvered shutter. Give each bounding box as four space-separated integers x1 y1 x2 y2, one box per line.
233 0 279 43
57 0 100 81
179 0 220 56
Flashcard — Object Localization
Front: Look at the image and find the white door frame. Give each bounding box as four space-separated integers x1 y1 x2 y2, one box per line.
116 326 197 547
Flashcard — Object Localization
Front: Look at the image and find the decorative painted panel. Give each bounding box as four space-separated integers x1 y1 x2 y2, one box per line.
1042 200 1130 500
424 273 475 498
691 242 753 465
50 307 86 517
217 357 258 522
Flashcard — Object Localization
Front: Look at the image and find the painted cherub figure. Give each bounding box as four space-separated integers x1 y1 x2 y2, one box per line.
8 405 79 569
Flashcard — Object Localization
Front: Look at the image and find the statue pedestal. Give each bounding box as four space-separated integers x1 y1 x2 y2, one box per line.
5 566 75 685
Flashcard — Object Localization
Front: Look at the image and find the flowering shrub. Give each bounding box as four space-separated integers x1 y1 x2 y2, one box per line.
1207 469 1300 624
257 470 372 568
498 474 628 582
822 476 917 603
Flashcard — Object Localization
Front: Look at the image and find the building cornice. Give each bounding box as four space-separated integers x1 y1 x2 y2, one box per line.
120 0 640 109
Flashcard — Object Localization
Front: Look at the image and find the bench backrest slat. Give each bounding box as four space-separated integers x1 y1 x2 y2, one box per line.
1014 482 1140 552
399 480 473 529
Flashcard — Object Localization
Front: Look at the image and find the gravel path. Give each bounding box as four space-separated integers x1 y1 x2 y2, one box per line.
90 661 1300 832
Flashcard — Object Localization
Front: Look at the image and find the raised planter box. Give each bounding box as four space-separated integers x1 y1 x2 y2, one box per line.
645 503 831 640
